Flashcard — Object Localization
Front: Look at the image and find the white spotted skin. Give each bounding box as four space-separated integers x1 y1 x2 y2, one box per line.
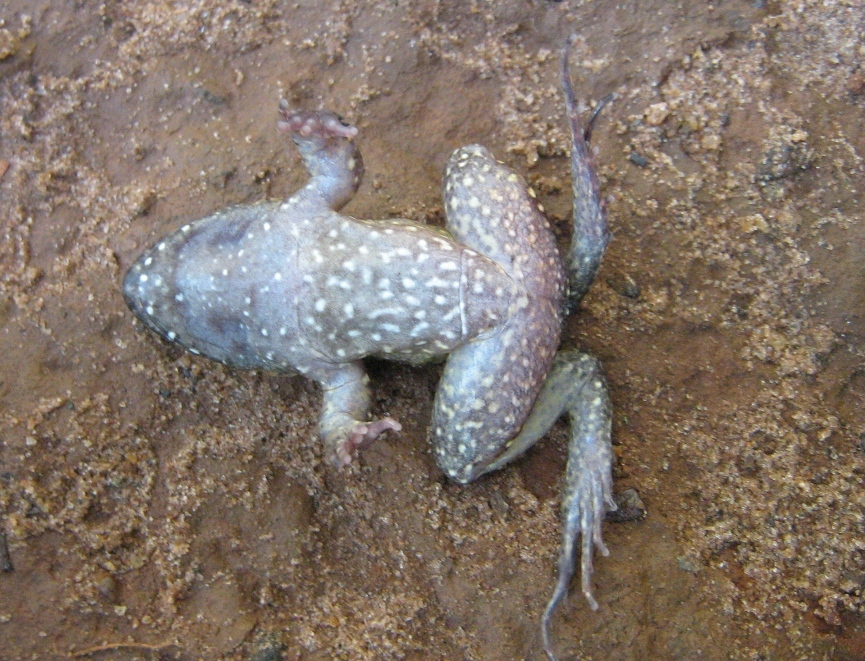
431 145 565 482
124 197 515 374
296 216 515 363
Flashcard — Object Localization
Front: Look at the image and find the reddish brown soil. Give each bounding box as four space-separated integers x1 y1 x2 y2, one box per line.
1 1 863 659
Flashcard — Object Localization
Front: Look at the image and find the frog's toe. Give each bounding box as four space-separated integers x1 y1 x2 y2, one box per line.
331 417 402 467
277 104 358 140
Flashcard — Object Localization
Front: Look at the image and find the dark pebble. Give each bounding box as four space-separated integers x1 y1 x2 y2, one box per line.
606 488 646 523
628 152 649 167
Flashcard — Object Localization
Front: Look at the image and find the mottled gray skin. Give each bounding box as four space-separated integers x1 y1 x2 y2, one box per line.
123 38 614 661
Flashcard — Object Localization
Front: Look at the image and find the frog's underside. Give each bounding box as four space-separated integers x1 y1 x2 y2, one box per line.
124 37 615 661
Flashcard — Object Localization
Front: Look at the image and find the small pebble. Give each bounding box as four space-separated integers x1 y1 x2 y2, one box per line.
0 532 12 572
606 487 646 523
628 152 649 168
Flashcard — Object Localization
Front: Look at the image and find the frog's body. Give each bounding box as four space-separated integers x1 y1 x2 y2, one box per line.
124 38 614 661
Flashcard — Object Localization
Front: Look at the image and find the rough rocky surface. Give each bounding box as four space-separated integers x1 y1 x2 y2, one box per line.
0 1 863 659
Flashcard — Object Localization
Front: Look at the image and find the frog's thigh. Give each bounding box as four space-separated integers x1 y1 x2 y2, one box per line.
482 349 610 474
431 325 546 483
442 145 524 264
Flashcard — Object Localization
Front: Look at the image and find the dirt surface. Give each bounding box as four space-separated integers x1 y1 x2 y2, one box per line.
1 1 864 659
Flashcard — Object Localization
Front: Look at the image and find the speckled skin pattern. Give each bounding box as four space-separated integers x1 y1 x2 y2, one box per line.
123 38 614 661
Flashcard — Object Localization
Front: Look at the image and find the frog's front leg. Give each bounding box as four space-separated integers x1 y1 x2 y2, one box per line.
309 359 401 466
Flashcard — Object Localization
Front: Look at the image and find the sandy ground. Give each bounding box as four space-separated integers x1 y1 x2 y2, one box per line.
1 1 864 659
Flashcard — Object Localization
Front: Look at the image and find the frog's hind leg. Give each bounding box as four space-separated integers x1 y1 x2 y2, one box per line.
561 35 612 311
431 143 565 482
478 349 615 660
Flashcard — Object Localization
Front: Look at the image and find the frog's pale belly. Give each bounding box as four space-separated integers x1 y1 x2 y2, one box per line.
124 201 515 373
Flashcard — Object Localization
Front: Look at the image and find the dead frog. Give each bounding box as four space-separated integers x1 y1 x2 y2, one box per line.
124 37 615 660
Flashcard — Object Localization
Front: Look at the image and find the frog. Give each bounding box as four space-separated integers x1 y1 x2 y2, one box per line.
122 36 615 661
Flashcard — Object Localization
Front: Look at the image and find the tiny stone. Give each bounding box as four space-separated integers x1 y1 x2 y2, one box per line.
644 102 670 126
606 488 646 523
628 152 649 167
677 555 703 573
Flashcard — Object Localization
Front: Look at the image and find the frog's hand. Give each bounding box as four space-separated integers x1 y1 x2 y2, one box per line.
479 350 615 661
312 360 401 466
561 36 612 312
277 102 365 212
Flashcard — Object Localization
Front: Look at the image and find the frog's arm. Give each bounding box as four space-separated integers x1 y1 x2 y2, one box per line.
312 359 401 466
277 102 364 211
561 35 612 312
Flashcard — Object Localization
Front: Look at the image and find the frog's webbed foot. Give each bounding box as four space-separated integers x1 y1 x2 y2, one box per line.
330 416 402 467
473 350 614 661
276 102 364 211
561 35 612 312
542 352 615 661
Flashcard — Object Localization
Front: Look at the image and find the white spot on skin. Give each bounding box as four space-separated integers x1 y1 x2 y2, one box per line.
146 305 154 315
139 274 148 283
368 308 405 319
410 321 429 336
167 331 176 340
264 222 271 231
344 303 354 319
315 299 327 312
